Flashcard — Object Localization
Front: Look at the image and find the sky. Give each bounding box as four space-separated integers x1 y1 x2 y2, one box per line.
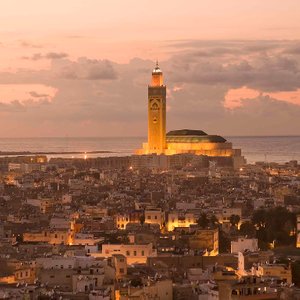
0 0 300 137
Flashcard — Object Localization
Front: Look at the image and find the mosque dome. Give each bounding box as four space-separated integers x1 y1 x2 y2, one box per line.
166 129 227 143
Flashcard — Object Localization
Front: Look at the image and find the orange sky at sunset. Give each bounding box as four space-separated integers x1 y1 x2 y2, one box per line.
0 0 299 136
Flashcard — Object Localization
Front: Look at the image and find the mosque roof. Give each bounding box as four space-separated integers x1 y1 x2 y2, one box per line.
166 129 227 143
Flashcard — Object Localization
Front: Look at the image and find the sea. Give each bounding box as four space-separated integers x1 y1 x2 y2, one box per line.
0 136 299 164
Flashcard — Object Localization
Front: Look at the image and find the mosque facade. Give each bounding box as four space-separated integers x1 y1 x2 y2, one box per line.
135 63 245 167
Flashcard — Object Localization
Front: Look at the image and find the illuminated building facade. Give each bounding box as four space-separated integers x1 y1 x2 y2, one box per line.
136 63 245 167
147 62 167 153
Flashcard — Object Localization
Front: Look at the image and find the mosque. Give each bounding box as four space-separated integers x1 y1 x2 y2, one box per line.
135 63 245 167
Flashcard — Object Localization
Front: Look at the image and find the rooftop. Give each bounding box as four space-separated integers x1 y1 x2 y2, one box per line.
166 129 227 143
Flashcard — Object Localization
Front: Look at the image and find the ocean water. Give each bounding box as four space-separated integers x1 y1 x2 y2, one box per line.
0 136 299 164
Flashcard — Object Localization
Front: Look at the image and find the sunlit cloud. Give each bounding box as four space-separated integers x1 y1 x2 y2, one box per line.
0 84 57 104
225 87 300 109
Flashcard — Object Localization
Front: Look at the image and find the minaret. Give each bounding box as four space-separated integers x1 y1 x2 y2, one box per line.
147 62 167 153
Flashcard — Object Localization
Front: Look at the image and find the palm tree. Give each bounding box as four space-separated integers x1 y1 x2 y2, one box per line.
229 214 240 227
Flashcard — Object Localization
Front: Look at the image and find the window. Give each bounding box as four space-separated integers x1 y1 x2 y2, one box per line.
126 250 130 256
155 215 157 219
134 251 137 256
147 216 151 219
141 250 145 256
54 234 57 238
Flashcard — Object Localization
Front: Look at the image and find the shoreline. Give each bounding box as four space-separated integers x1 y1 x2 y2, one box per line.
0 150 115 156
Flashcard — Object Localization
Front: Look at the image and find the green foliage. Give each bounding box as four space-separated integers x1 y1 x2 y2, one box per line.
250 206 296 247
210 214 219 227
139 214 145 225
229 214 240 227
239 221 256 237
292 261 300 287
197 212 209 229
219 230 231 253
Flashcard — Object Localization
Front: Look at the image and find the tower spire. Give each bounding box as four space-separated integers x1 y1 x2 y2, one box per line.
147 62 166 153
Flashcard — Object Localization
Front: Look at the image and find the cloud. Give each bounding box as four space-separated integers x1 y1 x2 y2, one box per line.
19 40 43 48
53 57 118 80
224 87 261 109
29 91 50 98
225 87 300 108
0 100 26 112
167 48 300 92
283 43 300 55
45 52 69 59
0 84 57 104
0 41 299 137
225 95 300 135
22 52 69 60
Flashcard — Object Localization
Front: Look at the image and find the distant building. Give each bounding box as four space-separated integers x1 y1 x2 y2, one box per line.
167 211 197 231
144 208 165 228
188 228 219 256
254 264 292 284
95 243 157 264
115 279 172 300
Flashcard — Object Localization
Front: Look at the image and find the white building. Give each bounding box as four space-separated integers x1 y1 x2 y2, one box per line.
231 237 258 253
145 208 165 228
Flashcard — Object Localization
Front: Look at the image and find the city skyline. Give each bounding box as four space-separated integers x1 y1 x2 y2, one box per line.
0 0 299 137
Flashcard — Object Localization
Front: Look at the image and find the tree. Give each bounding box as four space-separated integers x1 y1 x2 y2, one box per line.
252 209 267 229
252 207 296 247
229 214 240 227
139 214 145 225
197 213 209 228
239 221 256 237
292 261 300 287
219 230 231 253
210 215 219 226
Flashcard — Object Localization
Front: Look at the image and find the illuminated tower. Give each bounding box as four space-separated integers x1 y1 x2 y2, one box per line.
147 62 167 153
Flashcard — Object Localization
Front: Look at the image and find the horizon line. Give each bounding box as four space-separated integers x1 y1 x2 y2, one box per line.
0 135 299 139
